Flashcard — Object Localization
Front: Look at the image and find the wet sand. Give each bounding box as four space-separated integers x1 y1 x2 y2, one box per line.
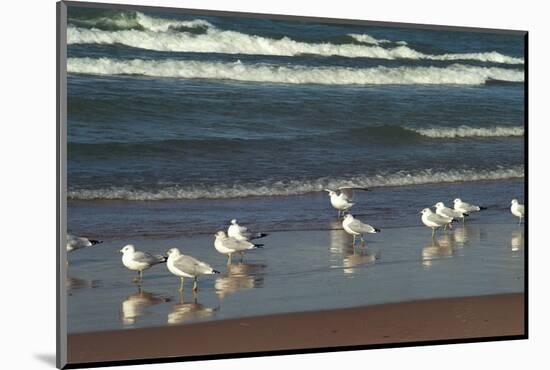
67 293 524 365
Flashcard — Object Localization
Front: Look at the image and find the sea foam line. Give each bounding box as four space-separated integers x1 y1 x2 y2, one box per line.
409 125 524 138
68 166 524 201
67 25 524 65
67 58 524 85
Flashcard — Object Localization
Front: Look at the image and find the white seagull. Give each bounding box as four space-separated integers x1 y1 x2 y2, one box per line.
120 245 167 282
453 198 486 217
324 187 370 218
510 199 525 225
227 219 268 241
421 208 453 238
166 248 219 292
67 234 103 253
342 214 380 246
214 231 263 264
434 201 467 225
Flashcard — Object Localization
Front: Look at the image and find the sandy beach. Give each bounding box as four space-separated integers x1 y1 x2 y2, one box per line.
67 293 524 365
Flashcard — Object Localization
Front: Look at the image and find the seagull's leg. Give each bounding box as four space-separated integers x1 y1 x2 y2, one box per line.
443 223 447 231
179 277 185 292
239 252 244 263
518 217 522 226
431 228 435 239
139 270 143 281
227 253 232 265
352 234 356 246
133 271 140 283
360 234 365 246
193 277 198 292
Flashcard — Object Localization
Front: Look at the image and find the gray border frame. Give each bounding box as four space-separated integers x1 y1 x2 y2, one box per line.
57 1 68 368
57 1 528 369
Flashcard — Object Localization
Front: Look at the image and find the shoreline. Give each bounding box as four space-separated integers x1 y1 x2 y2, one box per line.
68 293 525 365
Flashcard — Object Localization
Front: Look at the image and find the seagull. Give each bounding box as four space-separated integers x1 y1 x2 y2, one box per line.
214 231 263 264
166 248 219 292
66 234 103 253
453 198 486 217
227 219 268 241
421 208 453 238
324 187 370 218
434 201 467 225
342 214 380 246
510 199 525 225
120 245 167 282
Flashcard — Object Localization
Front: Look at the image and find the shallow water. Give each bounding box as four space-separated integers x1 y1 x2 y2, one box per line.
67 180 525 333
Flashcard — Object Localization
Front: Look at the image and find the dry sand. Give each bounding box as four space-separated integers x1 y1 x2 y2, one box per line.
67 293 524 366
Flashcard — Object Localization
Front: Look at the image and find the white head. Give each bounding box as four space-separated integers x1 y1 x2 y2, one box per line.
324 189 336 197
215 230 227 238
120 244 135 254
421 208 432 215
166 248 181 257
511 199 518 205
434 202 444 209
453 198 462 204
230 219 238 225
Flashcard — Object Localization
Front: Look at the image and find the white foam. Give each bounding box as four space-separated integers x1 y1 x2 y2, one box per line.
348 33 392 45
67 58 523 85
68 166 524 201
70 11 213 32
67 26 524 65
410 125 524 138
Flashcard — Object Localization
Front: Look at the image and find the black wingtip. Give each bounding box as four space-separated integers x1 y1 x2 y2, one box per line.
161 256 168 263
374 228 381 233
90 240 103 246
254 244 264 248
480 206 487 210
463 213 470 217
213 269 221 274
258 233 269 238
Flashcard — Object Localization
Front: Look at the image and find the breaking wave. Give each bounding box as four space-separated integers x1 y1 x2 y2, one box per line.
68 166 524 201
409 125 524 138
67 24 524 64
67 58 524 85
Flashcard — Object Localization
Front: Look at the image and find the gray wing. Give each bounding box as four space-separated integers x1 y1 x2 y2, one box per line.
223 237 254 252
174 255 214 275
133 251 164 265
337 187 369 201
348 219 376 233
427 213 451 225
441 207 461 218
67 235 91 251
462 202 480 211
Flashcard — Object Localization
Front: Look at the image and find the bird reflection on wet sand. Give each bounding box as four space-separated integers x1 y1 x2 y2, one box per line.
329 222 379 274
511 229 524 252
67 276 101 295
215 263 266 299
121 286 170 325
167 292 217 325
422 234 455 268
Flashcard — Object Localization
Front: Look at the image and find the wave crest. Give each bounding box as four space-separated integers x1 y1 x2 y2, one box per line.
67 58 523 85
67 25 524 65
68 167 524 201
409 125 524 138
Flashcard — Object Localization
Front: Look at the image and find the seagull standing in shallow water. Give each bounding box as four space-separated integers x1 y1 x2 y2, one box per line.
214 231 263 264
421 208 453 238
120 244 167 282
434 201 466 225
453 198 486 219
324 187 370 218
510 199 525 225
166 248 219 292
227 219 268 241
342 214 380 246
